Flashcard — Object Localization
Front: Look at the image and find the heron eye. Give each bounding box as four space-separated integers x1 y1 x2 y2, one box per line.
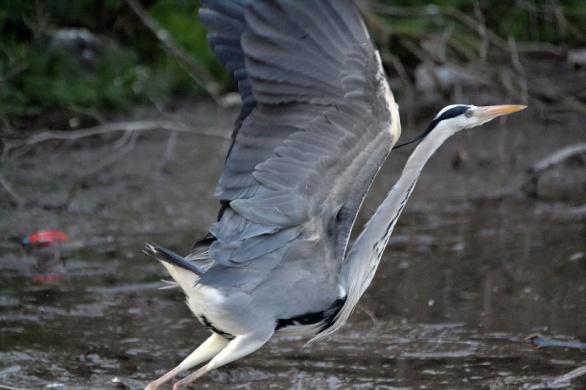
464 110 472 118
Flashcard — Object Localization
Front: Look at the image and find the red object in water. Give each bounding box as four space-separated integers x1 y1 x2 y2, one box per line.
24 230 69 248
32 274 65 284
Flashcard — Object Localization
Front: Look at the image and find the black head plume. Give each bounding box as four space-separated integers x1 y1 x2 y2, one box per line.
393 105 470 150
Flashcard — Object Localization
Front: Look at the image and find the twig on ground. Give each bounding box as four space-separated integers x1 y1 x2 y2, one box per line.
526 365 586 389
124 0 221 103
111 129 134 150
0 171 25 206
155 130 178 173
81 131 139 178
528 143 586 174
60 131 140 207
357 304 379 325
0 384 33 390
2 120 229 158
147 97 183 173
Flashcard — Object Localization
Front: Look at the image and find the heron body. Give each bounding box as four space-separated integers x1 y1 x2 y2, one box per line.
142 1 525 388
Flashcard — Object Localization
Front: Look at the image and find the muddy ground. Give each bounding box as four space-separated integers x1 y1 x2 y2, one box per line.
0 100 585 389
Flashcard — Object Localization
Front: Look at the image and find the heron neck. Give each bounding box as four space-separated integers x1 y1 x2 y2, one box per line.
314 123 454 342
343 124 453 296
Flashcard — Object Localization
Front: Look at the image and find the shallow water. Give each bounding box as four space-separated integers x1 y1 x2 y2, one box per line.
1 102 585 389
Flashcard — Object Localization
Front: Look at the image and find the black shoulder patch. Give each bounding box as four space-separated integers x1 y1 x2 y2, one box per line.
199 315 235 340
275 297 346 333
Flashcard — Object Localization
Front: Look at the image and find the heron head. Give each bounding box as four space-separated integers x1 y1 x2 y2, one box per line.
432 104 527 133
393 104 526 150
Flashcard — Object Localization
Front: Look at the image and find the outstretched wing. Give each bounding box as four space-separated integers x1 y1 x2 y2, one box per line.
199 0 401 267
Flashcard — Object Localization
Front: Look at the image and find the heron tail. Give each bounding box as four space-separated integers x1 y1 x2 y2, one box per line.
144 242 205 276
144 242 208 293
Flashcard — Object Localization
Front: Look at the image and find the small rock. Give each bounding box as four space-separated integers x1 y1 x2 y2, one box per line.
112 377 130 389
568 48 586 68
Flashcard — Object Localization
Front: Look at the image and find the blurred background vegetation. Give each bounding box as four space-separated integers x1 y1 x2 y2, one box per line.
0 0 584 127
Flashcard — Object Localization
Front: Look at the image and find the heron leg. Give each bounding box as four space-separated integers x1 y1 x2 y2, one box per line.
144 333 229 390
171 330 273 389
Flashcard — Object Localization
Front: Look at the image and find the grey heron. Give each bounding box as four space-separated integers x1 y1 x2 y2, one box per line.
143 1 525 388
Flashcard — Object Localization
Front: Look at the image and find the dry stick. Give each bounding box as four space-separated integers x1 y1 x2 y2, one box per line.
549 366 586 387
508 37 529 105
0 385 32 390
82 131 139 178
2 120 229 158
156 130 178 173
551 0 568 39
528 366 586 390
529 143 586 174
111 129 134 150
398 37 428 63
437 22 454 63
11 120 188 144
473 1 488 62
0 171 24 205
61 132 140 207
124 0 221 103
147 97 187 172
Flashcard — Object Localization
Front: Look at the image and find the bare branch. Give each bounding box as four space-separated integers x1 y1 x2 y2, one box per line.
527 366 586 390
155 130 178 173
0 384 33 390
529 143 586 174
2 120 229 158
0 171 25 206
508 37 529 104
60 132 140 207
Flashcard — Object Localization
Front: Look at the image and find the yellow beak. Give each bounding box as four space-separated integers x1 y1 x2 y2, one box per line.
476 104 527 120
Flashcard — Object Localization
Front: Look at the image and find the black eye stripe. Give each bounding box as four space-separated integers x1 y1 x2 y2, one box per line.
392 105 470 150
436 105 469 121
425 105 469 132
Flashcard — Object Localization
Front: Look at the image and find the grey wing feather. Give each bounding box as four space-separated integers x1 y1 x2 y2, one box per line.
201 0 400 270
199 0 254 133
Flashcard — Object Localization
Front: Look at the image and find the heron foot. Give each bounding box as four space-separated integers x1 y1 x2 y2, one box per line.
144 365 182 390
172 366 209 389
